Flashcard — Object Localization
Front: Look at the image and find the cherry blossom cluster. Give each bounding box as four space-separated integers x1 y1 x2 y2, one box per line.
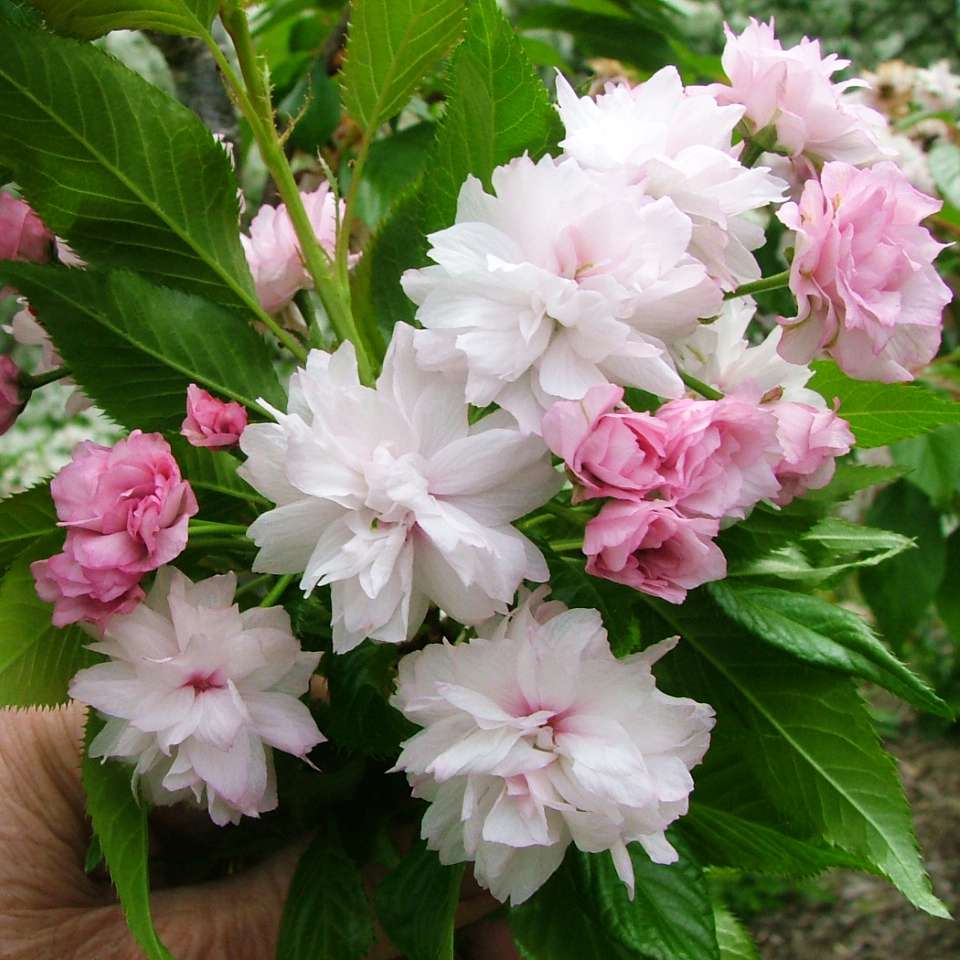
6 18 954 909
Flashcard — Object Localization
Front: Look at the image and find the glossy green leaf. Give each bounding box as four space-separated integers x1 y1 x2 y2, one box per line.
277 821 375 960
860 481 946 642
30 0 218 38
0 22 260 315
341 0 466 131
82 713 173 960
712 905 759 960
0 483 57 569
0 536 97 708
375 840 463 960
351 181 425 337
937 527 960 644
809 361 960 447
892 423 960 507
710 582 949 717
423 0 564 233
0 265 285 433
728 516 913 583
651 594 947 917
354 123 435 230
167 437 269 516
684 803 865 878
512 840 719 960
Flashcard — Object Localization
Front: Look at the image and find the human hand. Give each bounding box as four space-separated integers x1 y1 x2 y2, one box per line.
0 704 517 960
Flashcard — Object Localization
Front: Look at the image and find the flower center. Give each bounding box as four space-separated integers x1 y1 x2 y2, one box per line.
183 670 226 694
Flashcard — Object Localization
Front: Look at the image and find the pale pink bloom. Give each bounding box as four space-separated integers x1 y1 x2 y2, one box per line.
777 161 951 382
181 383 248 448
584 500 725 603
771 402 854 505
556 68 786 288
0 355 22 436
0 192 51 265
671 297 824 406
241 184 343 314
541 384 667 502
402 155 721 434
656 396 782 520
239 323 561 653
703 19 891 165
391 589 714 904
69 567 323 825
31 431 198 627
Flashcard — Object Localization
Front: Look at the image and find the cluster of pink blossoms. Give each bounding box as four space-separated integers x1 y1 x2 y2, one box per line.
6 18 954 910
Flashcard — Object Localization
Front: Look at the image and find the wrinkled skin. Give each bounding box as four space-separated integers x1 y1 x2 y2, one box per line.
0 705 516 960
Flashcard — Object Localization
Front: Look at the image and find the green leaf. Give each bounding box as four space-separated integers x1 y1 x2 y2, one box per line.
277 821 376 960
809 361 960 447
0 22 260 315
512 840 719 960
423 0 564 233
937 527 960 644
0 482 57 569
82 713 173 960
684 803 865 878
351 0 563 338
341 0 466 131
515 3 674 70
280 64 343 154
710 582 949 717
892 423 960 507
167 436 269 516
860 481 946 642
712 905 759 960
322 640 416 759
351 180 425 338
0 536 98 707
728 516 913 583
651 593 948 918
580 837 719 960
354 123 435 230
511 852 633 960
0 265 285 432
375 840 463 960
30 0 218 38
801 463 907 504
928 140 960 210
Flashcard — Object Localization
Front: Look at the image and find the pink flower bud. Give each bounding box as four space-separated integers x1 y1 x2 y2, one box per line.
771 401 854 506
0 192 52 265
584 499 726 604
0 355 23 436
181 383 248 448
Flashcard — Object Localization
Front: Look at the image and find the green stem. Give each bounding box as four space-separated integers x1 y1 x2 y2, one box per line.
549 538 585 554
260 573 295 607
196 30 310 364
216 5 372 382
235 573 274 598
22 365 71 390
724 269 791 301
189 520 250 536
678 369 724 401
